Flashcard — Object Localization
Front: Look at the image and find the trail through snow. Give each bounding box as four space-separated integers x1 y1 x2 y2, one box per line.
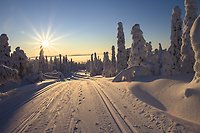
0 72 199 133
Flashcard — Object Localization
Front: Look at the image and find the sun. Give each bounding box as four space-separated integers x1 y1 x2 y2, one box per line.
41 40 49 48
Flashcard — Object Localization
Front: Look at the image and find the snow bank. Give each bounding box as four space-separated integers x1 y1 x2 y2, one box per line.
129 75 200 124
112 66 152 82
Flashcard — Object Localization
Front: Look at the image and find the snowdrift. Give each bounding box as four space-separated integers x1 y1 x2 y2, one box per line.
129 74 200 125
113 66 152 82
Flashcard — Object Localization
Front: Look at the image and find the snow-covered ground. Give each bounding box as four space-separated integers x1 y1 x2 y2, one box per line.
0 72 200 133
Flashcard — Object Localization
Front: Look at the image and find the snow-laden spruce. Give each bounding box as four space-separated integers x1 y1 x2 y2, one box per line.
0 34 11 67
128 24 147 67
110 45 116 76
102 52 112 77
181 0 198 73
11 47 28 78
116 22 127 73
90 53 95 76
190 15 200 83
145 41 152 58
39 47 45 72
168 6 182 74
54 56 59 71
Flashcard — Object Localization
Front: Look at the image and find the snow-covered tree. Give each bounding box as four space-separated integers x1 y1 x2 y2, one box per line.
181 0 198 73
111 45 116 67
168 6 183 74
102 52 112 77
59 54 62 71
93 52 98 74
90 54 96 76
190 15 200 82
86 60 91 72
39 47 45 72
11 47 28 78
155 43 172 75
94 53 103 75
54 56 59 71
110 45 116 76
145 41 153 58
0 65 19 84
31 57 39 74
116 22 127 73
0 34 11 66
128 24 147 67
44 56 48 72
160 50 173 76
48 57 54 72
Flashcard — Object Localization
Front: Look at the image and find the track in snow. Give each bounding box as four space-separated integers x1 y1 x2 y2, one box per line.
90 80 138 133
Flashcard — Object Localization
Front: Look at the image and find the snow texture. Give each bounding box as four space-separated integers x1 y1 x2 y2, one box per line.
181 0 198 73
190 15 200 82
113 65 152 82
168 6 182 74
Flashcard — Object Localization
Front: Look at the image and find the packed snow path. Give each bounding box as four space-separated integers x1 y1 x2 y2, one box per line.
0 73 199 133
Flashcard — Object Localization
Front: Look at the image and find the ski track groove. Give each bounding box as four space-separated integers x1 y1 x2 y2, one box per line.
90 79 138 133
10 82 68 133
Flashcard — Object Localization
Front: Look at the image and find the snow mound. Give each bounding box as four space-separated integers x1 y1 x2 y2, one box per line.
129 75 200 124
113 66 152 82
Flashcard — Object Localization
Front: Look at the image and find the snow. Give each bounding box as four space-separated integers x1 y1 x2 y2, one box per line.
190 15 200 82
1 73 199 133
128 24 147 67
0 1 200 132
129 74 200 125
116 22 127 73
113 66 152 82
0 65 19 85
180 0 198 73
168 6 182 74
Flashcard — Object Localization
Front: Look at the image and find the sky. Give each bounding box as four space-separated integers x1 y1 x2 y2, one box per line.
0 0 199 61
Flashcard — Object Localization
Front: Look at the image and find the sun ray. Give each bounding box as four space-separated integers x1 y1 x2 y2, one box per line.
49 33 71 43
26 22 74 57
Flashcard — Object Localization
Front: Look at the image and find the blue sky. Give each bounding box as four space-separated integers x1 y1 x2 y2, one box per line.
0 0 199 59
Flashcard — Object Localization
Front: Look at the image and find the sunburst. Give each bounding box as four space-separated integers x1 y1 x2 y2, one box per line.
26 22 71 57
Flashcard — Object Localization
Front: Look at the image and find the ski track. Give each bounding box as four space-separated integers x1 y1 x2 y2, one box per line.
90 80 137 133
0 75 198 133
